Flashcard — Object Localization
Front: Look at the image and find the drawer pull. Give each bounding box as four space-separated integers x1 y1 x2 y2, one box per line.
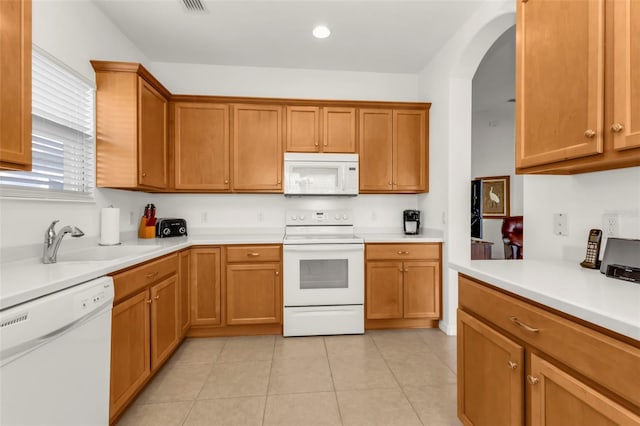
154 295 160 300
507 361 518 370
509 316 540 333
397 251 410 255
527 375 539 385
145 272 159 279
146 299 152 304
248 252 261 257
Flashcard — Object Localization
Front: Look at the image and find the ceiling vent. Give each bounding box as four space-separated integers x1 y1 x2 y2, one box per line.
181 0 207 13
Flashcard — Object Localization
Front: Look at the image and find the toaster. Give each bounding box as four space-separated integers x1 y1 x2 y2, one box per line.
155 218 188 238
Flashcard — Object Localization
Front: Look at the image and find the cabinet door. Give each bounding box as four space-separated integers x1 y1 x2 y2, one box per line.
190 247 222 326
359 109 393 191
529 354 640 425
457 309 524 426
612 0 640 151
226 263 281 325
138 77 168 189
150 275 179 371
110 290 150 421
394 110 427 192
232 104 282 191
173 103 229 190
178 250 191 337
403 260 440 319
516 0 605 168
0 0 31 171
286 106 320 152
323 107 356 153
366 261 403 319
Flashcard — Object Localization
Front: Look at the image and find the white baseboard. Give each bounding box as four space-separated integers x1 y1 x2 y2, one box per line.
439 320 457 336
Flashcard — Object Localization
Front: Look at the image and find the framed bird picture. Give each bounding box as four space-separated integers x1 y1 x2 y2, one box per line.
480 175 510 218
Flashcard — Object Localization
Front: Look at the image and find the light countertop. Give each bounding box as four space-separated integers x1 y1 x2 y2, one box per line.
450 259 640 341
356 227 444 243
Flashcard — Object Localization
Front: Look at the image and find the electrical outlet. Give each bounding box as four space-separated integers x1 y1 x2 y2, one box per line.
602 213 619 236
201 212 208 224
554 213 568 236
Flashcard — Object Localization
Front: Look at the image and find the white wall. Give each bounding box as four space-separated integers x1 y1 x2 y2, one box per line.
471 106 523 258
149 62 421 101
417 0 517 334
523 167 640 262
0 0 149 254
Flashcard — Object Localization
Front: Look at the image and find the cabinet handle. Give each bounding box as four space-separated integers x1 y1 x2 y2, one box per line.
224 179 229 184
146 299 152 304
388 180 392 185
315 140 319 146
145 272 159 279
275 271 280 276
248 252 261 257
154 295 160 300
277 178 281 184
584 129 596 138
142 172 147 177
398 268 403 272
324 139 328 146
397 251 410 255
507 361 518 370
527 375 539 385
509 316 540 333
611 123 624 133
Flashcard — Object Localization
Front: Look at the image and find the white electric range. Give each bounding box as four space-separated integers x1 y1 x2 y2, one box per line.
283 209 364 337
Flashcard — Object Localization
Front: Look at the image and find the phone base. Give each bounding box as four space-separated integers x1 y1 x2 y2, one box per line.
580 260 601 269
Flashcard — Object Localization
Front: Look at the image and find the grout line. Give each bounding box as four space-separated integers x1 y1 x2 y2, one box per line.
179 400 197 426
324 336 345 426
260 337 276 425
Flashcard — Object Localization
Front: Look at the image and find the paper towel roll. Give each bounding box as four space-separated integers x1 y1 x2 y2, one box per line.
100 207 120 245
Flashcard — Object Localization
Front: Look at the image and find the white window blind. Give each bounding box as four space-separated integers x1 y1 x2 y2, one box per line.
0 47 95 199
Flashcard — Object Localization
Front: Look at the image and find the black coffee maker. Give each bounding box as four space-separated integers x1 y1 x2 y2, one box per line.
403 210 421 235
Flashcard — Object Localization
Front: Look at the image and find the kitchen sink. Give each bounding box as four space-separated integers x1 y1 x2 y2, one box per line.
56 244 162 262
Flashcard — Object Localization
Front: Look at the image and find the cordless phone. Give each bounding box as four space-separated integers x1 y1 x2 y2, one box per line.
580 229 602 269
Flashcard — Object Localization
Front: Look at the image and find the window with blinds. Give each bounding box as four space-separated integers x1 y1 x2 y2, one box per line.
0 47 95 200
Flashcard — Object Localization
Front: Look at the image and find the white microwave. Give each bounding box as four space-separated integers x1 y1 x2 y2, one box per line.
284 153 359 196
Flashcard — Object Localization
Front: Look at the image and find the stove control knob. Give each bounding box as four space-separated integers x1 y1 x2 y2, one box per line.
343 214 348 220
299 215 305 220
291 215 297 221
335 214 341 220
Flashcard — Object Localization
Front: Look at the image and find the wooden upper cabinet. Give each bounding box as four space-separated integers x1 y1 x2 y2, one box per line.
323 107 356 153
138 79 168 189
286 106 320 152
394 110 427 192
173 103 230 190
92 61 170 190
516 0 605 169
232 104 283 192
286 106 356 153
612 0 640 151
360 108 428 193
359 109 393 191
0 0 31 171
516 0 640 174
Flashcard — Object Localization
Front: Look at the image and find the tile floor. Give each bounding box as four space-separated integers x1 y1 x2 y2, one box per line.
118 329 462 426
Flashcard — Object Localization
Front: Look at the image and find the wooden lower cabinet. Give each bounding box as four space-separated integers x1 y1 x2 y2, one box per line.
457 309 524 426
109 254 180 423
149 275 179 371
457 274 640 425
365 243 441 329
190 247 222 326
226 262 281 325
178 250 191 336
109 290 150 422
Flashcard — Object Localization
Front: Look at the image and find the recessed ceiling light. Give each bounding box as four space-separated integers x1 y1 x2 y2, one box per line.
312 25 331 39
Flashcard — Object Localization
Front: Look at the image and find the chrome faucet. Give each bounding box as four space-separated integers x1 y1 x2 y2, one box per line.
43 220 85 264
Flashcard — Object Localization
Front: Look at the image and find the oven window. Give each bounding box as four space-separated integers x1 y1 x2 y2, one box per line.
299 259 348 289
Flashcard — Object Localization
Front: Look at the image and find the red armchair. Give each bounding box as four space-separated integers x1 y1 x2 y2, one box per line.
501 216 523 259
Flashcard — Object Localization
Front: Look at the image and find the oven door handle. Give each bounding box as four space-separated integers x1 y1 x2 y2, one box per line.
284 244 363 253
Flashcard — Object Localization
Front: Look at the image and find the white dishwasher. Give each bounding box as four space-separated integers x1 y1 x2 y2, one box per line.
0 276 114 426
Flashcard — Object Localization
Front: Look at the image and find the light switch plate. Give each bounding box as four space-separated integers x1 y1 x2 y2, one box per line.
554 213 568 236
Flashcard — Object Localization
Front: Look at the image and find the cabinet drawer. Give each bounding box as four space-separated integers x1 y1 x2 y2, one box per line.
459 275 640 408
113 254 178 303
366 243 440 261
226 245 281 263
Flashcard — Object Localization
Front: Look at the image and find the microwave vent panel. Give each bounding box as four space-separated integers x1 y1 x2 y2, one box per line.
181 0 207 12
